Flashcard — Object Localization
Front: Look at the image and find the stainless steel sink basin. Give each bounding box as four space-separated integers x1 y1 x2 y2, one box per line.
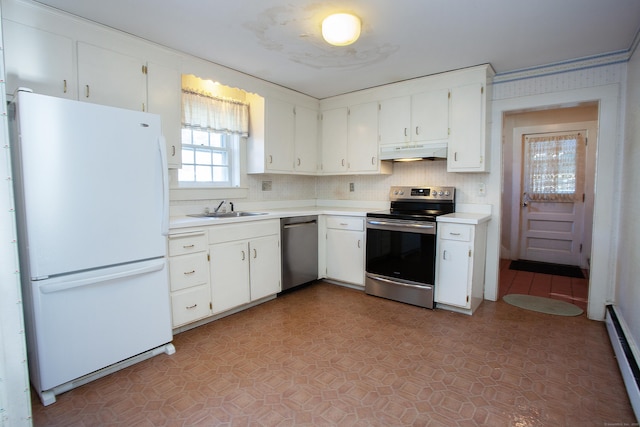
188 211 268 219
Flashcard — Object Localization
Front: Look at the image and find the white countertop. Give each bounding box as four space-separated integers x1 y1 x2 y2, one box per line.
170 206 371 230
437 212 491 225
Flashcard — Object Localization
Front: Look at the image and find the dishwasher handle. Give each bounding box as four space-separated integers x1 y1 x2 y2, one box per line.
283 220 317 229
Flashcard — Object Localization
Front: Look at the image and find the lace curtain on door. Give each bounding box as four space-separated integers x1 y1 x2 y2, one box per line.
523 132 585 202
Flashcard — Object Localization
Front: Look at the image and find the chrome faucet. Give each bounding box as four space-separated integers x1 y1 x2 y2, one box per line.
214 200 225 213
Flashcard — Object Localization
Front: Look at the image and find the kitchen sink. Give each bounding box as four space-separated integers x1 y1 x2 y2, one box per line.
188 211 268 219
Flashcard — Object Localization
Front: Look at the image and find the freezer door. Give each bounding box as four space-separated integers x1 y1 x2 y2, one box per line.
28 258 172 392
11 91 167 279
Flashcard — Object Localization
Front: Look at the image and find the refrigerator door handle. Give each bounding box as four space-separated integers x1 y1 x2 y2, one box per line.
40 260 165 294
158 135 169 236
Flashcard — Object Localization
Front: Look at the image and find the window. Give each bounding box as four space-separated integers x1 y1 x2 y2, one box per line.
179 128 239 187
179 87 249 187
523 132 585 202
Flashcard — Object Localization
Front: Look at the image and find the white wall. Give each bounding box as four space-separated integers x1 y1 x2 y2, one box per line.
0 10 32 425
617 42 640 353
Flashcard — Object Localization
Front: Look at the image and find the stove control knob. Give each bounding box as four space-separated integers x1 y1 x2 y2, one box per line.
444 190 450 196
431 190 437 197
399 190 404 195
438 191 444 196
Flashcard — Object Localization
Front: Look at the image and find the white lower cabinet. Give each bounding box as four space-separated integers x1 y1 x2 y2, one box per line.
325 216 365 285
168 230 212 327
435 221 488 314
209 220 281 314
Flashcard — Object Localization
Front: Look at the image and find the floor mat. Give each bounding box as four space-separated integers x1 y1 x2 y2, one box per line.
509 260 585 278
503 294 584 316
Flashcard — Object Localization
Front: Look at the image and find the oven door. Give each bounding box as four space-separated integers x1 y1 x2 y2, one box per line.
365 218 437 308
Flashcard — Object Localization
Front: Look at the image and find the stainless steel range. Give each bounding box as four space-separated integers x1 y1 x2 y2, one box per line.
365 186 455 308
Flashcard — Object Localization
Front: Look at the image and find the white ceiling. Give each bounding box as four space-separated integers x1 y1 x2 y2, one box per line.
34 0 640 99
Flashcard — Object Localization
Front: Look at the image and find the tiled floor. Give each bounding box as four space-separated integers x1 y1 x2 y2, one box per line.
31 281 633 426
498 259 590 312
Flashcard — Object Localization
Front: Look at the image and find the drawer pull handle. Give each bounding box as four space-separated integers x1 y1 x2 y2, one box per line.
253 248 257 259
449 232 461 236
186 304 198 310
340 223 348 226
183 244 195 248
183 270 196 275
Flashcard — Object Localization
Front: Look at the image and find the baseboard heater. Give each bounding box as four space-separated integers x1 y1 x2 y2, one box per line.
605 304 640 421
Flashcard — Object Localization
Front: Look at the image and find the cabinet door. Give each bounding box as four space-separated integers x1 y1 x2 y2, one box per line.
348 101 379 172
326 229 364 285
448 82 486 172
321 107 348 173
265 98 295 172
210 241 250 313
249 235 281 300
77 42 146 111
378 96 410 146
411 89 449 142
436 239 471 307
147 61 182 168
3 20 76 99
294 105 318 173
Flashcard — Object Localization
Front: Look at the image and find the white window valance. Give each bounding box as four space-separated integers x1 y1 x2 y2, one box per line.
523 132 585 202
181 89 249 137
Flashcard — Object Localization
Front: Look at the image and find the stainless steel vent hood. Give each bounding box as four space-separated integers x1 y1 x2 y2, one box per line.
380 142 447 161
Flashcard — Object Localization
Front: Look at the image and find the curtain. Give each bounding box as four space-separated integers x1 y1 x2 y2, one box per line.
523 132 585 202
181 89 249 137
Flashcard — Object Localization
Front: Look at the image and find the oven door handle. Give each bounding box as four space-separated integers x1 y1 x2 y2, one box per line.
366 274 433 290
367 219 436 234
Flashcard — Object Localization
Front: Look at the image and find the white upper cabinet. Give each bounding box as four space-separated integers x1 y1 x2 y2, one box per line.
320 107 348 173
378 89 450 147
347 101 379 173
294 105 318 174
247 97 318 175
147 61 182 169
3 20 76 99
266 98 296 172
320 102 391 175
378 96 411 145
411 89 450 143
448 82 487 172
77 42 146 112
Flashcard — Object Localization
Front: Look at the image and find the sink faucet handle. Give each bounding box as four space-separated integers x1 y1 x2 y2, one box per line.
214 200 225 212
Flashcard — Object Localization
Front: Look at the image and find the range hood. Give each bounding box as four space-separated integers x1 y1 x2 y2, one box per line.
380 141 448 161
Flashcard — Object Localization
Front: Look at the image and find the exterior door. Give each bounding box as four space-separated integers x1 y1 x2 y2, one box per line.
518 131 587 266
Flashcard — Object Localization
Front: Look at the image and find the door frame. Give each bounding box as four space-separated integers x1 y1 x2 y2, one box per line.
487 84 622 321
511 121 597 268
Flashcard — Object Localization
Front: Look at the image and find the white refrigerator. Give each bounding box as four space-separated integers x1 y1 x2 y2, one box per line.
9 90 174 406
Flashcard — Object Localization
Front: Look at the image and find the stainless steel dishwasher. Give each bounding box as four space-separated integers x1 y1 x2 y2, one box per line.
281 216 318 291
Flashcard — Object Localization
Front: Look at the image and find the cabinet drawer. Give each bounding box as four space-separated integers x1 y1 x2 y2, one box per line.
326 216 364 231
169 252 209 291
208 219 279 244
170 284 211 327
439 223 472 241
169 231 208 256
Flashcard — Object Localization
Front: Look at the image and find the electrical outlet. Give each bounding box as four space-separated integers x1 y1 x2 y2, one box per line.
262 180 272 191
478 182 486 196
349 182 355 192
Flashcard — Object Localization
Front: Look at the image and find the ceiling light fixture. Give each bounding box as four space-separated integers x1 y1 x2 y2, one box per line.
321 13 361 46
